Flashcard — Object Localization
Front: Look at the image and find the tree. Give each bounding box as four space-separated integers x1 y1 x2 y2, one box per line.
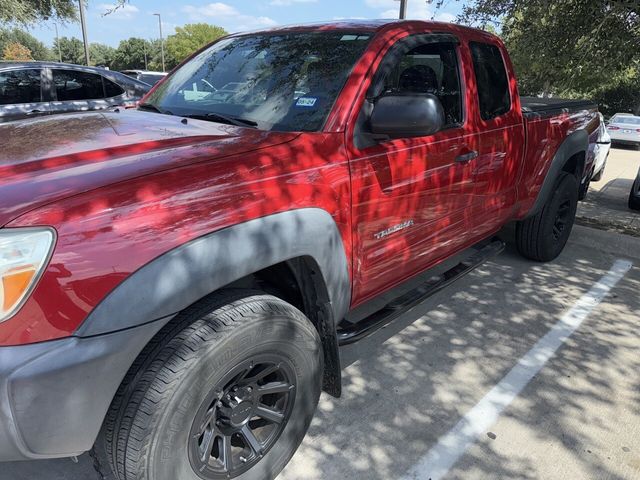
165 23 227 69
0 27 50 60
90 43 116 67
0 0 76 25
450 0 640 115
2 41 32 60
53 36 84 64
111 37 151 71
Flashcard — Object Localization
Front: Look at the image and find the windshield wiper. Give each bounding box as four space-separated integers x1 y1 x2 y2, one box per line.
138 103 173 115
185 112 258 128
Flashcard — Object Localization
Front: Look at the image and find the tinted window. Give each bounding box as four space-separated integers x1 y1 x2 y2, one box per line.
470 42 510 120
53 70 104 101
144 32 371 132
104 77 125 97
376 41 462 127
139 74 164 86
0 69 41 105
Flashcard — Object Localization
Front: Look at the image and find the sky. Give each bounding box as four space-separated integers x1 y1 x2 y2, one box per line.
26 0 464 48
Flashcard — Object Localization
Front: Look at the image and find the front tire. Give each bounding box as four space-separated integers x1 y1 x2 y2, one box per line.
96 290 323 480
516 173 578 262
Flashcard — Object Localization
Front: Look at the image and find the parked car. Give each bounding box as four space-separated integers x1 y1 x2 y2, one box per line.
0 62 150 123
630 166 640 210
121 69 167 86
607 113 640 147
0 20 599 480
592 112 611 181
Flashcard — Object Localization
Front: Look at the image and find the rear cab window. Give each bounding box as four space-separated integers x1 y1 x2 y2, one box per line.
469 41 511 120
0 69 42 105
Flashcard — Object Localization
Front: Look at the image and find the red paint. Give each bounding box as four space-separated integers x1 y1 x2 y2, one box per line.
0 20 599 346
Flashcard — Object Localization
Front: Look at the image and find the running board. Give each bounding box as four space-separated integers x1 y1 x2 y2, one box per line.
337 240 505 346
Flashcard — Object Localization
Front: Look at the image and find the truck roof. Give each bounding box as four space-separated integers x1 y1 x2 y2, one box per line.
231 18 494 39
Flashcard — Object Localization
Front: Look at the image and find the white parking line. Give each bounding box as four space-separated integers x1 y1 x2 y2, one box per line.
402 259 633 480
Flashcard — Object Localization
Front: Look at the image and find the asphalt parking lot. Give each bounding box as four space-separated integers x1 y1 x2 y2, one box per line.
3 148 639 480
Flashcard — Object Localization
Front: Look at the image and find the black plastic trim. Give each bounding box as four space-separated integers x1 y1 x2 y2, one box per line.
0 319 167 460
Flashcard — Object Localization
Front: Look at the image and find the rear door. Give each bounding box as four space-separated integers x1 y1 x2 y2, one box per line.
346 34 482 304
50 68 110 114
0 68 51 122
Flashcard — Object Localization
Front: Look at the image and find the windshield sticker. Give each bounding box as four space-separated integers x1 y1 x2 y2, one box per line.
296 97 317 107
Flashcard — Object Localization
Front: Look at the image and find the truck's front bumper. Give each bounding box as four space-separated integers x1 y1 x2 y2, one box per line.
0 321 165 461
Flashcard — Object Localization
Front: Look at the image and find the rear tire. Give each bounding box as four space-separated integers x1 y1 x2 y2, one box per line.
629 175 640 210
516 173 578 262
591 167 603 182
95 290 323 480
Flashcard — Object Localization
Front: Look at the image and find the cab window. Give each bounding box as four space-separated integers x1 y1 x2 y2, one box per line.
469 42 511 120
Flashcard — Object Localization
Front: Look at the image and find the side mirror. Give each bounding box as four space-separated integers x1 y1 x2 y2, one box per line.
370 93 445 139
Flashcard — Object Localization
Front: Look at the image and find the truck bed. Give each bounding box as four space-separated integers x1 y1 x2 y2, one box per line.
521 97 597 117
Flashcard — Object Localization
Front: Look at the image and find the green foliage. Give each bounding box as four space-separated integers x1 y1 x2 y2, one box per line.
90 43 115 67
0 0 76 25
111 37 152 71
2 41 32 60
53 36 84 64
0 27 50 60
165 23 227 69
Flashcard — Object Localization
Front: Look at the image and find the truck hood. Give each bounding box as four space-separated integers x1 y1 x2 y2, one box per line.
0 110 298 226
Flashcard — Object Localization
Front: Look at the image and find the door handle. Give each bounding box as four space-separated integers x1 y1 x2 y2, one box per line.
455 150 478 163
26 109 42 116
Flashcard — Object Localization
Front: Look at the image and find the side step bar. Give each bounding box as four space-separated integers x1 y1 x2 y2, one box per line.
337 239 505 346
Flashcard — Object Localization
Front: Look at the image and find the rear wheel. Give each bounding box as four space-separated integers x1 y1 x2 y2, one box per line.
95 290 322 480
516 173 578 262
629 175 640 210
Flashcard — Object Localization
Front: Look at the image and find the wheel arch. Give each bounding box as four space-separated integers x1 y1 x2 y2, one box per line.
76 208 350 397
526 129 588 218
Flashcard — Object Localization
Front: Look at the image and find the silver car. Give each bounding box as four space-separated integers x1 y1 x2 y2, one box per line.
607 113 640 147
0 62 150 123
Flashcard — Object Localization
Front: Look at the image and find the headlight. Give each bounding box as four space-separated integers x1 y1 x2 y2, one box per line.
0 228 55 322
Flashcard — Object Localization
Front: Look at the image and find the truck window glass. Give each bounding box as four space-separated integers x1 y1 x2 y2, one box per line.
378 42 462 127
144 32 371 132
53 70 105 101
0 69 42 105
470 41 511 120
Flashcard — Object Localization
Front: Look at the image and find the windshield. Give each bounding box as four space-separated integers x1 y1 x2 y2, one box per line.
143 31 371 132
610 115 640 125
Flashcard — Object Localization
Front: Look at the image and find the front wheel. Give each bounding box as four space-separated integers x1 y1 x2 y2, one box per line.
96 291 323 480
516 173 578 262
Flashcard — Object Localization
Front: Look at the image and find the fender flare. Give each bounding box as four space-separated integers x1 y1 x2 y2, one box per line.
76 208 351 337
526 129 588 217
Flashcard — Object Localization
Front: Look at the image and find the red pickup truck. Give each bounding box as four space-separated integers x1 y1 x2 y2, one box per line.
0 20 598 480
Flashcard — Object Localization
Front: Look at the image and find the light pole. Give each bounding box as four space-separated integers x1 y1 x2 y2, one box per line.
54 23 62 62
153 13 165 72
143 41 148 70
78 0 90 65
397 0 408 19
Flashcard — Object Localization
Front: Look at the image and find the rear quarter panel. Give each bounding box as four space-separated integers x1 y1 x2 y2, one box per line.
515 107 599 218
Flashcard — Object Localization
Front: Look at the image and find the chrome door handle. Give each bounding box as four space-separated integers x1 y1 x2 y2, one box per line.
455 151 478 163
26 109 42 116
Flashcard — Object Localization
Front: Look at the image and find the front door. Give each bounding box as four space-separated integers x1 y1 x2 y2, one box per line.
346 34 481 305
